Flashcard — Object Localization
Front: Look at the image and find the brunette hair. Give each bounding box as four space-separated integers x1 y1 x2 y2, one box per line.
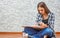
37 2 50 14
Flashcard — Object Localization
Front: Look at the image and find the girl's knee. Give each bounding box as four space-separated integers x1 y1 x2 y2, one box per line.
45 28 53 33
44 28 53 37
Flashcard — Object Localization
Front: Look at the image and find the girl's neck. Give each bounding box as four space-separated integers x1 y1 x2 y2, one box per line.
42 13 48 17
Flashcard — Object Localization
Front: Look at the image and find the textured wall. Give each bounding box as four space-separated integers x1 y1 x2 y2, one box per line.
0 0 60 32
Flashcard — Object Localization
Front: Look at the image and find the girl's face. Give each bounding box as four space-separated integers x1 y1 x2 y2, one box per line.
38 7 45 15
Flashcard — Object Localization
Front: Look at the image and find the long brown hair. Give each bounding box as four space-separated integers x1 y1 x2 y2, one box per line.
37 2 50 14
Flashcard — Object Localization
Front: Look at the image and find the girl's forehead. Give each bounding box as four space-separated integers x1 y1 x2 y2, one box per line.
38 7 44 9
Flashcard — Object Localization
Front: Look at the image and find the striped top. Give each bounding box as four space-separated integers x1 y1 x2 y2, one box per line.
36 12 55 31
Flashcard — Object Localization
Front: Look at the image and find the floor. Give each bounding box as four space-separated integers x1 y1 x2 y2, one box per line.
0 34 22 38
0 34 60 38
56 34 60 38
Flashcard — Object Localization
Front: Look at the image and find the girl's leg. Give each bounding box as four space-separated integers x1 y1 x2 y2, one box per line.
32 28 53 38
23 27 38 35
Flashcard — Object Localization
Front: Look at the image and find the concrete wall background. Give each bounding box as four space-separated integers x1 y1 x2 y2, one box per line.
0 0 60 32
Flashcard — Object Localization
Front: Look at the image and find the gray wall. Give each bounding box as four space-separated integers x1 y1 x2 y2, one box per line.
0 0 60 32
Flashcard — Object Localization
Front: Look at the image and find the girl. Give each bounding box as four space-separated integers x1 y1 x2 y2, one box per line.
23 2 56 38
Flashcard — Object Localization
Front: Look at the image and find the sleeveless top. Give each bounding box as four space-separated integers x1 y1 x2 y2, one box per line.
42 19 48 25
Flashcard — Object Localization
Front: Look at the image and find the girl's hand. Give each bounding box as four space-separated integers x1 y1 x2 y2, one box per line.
40 22 48 28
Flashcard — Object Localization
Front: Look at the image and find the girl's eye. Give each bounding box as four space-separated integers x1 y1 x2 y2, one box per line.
40 10 43 11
